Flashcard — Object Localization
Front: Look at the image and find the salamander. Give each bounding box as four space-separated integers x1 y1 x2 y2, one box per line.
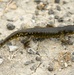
0 25 74 47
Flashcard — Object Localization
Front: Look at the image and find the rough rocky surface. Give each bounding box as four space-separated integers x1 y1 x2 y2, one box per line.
0 0 74 75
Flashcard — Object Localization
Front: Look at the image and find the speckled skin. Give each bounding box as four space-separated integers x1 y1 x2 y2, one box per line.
0 25 74 46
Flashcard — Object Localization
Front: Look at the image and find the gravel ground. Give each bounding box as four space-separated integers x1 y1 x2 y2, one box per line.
0 0 74 75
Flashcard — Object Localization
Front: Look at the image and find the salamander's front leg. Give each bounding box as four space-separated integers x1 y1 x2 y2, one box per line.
33 38 45 43
60 34 73 45
21 37 31 48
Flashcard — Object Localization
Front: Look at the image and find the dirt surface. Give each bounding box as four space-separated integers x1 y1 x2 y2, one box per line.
0 0 74 75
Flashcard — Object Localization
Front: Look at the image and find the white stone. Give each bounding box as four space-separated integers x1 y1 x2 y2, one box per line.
64 62 68 68
8 45 18 52
0 58 3 64
59 68 62 71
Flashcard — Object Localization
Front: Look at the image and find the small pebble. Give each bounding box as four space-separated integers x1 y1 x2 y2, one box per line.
42 1 48 6
55 15 59 19
35 10 39 15
6 23 15 30
72 52 74 55
27 48 36 54
37 2 46 10
71 56 74 62
47 22 54 27
7 19 14 22
63 1 68 4
20 16 24 21
24 61 31 65
34 0 41 4
0 57 3 64
71 53 74 62
35 56 41 61
24 60 34 65
68 61 72 66
49 15 55 19
48 65 54 71
20 51 23 54
30 64 36 71
8 45 18 52
48 9 54 14
58 17 64 22
36 51 40 55
56 5 61 11
9 2 17 10
55 0 60 3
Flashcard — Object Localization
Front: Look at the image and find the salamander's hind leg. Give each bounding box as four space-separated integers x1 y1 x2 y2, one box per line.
60 34 73 45
21 37 31 48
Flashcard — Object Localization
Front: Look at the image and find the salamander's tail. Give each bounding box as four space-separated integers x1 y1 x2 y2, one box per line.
0 40 4 47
